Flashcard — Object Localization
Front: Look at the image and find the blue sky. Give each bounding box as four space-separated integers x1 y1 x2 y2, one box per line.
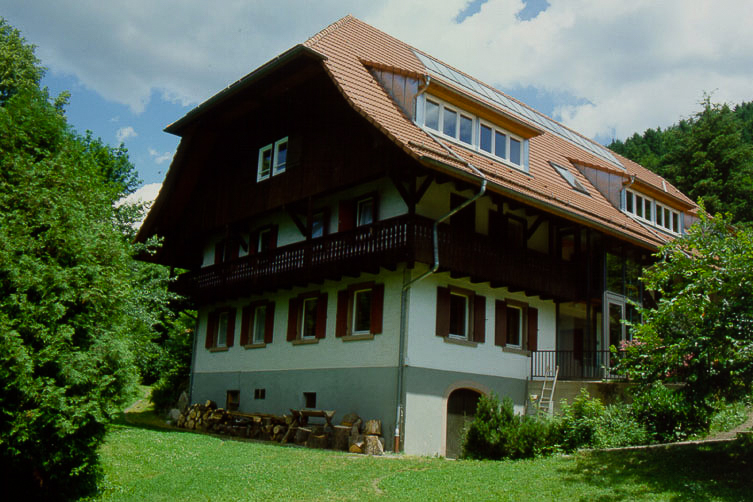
3 0 752 197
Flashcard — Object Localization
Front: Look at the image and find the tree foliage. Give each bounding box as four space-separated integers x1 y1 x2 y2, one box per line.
610 97 753 224
0 18 163 499
617 209 753 405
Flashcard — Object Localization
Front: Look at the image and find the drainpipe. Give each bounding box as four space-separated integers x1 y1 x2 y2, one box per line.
394 75 487 452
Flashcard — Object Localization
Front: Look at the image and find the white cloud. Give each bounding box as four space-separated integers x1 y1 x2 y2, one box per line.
148 148 173 165
115 126 137 143
4 0 753 140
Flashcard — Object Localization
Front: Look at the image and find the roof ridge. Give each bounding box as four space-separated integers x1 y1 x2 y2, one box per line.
304 14 355 49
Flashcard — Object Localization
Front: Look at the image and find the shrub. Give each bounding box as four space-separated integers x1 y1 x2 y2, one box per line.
554 389 606 451
593 404 650 448
631 382 710 442
462 393 556 460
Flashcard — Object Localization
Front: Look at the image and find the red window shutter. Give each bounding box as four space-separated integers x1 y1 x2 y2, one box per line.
495 300 507 347
336 289 349 338
264 301 275 344
370 283 384 335
436 287 450 337
240 306 252 346
338 200 355 232
227 239 239 260
249 230 259 255
205 311 218 348
315 293 328 339
527 307 538 352
287 297 300 341
225 308 236 347
473 295 486 343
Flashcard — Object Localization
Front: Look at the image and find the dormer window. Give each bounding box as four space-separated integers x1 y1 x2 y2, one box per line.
420 95 527 171
625 189 681 234
257 136 288 182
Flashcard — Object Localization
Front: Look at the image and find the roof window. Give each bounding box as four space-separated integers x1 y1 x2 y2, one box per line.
550 161 588 195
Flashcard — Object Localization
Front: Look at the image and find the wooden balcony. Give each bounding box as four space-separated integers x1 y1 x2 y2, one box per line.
176 215 584 303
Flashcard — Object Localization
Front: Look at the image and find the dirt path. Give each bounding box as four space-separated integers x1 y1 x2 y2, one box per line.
703 408 753 441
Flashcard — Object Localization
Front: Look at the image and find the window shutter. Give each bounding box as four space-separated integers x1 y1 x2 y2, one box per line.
227 239 239 260
338 199 355 232
495 300 507 347
473 295 486 343
226 308 236 347
287 297 300 341
527 306 538 352
264 301 275 344
249 230 259 255
436 287 450 337
370 283 384 335
240 306 252 346
315 293 328 339
205 311 218 348
336 289 348 337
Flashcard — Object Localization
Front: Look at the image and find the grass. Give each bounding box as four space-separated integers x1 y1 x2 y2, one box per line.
82 401 752 502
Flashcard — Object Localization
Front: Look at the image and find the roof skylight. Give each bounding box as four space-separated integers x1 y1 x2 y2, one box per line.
550 161 589 195
413 51 624 170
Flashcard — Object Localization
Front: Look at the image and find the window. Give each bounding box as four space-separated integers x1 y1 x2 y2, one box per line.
251 225 277 254
494 299 538 352
311 210 327 239
257 136 288 181
419 94 528 170
550 161 588 194
226 390 240 411
205 308 236 350
625 189 682 235
357 197 374 227
336 283 385 338
273 137 288 175
287 291 328 342
435 286 485 343
240 300 275 346
303 392 317 409
254 388 266 400
505 305 522 347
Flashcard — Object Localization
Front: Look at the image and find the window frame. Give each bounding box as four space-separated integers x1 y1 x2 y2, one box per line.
257 144 273 182
625 189 682 235
257 136 288 182
205 307 236 351
272 136 288 176
494 298 537 353
335 282 385 339
419 94 527 171
287 291 328 343
435 285 486 344
240 300 275 347
505 304 523 348
356 196 374 227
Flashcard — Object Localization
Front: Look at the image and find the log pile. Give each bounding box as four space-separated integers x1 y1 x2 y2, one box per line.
176 402 385 455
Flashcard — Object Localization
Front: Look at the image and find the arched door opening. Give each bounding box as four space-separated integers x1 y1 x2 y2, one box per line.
445 388 482 458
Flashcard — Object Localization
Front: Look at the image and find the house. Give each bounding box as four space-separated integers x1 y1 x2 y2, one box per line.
136 15 698 457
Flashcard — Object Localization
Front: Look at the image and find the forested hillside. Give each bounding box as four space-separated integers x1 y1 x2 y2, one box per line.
608 98 753 224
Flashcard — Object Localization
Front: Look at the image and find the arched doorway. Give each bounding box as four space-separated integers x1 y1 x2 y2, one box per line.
445 388 482 458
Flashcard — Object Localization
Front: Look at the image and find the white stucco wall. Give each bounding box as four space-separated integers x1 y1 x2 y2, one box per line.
193 271 404 375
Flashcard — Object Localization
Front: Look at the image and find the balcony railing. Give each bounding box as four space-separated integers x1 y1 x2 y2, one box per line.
531 350 625 381
177 215 583 302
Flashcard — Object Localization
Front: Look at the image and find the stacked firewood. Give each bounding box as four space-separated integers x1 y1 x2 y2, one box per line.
176 402 385 455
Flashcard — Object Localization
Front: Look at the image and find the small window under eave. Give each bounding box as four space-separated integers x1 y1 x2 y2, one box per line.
550 161 589 195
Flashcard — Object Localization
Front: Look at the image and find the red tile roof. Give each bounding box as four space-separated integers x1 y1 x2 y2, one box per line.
303 15 695 249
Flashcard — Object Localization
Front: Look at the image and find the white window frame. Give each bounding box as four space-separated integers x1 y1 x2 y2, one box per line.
272 136 288 176
448 291 470 340
352 288 373 335
625 189 682 235
257 144 273 182
252 304 267 344
257 227 271 253
506 304 523 348
418 94 527 171
217 311 229 347
356 197 374 227
300 297 319 340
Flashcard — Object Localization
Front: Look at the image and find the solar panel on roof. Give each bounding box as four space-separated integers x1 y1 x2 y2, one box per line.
413 51 623 169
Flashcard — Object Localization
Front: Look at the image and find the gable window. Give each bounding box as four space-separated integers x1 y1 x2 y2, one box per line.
426 99 440 130
336 282 385 338
205 308 236 350
257 136 288 182
287 291 328 343
240 300 275 346
435 286 485 343
494 299 537 352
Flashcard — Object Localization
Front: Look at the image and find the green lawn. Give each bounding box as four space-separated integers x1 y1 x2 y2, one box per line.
84 413 751 502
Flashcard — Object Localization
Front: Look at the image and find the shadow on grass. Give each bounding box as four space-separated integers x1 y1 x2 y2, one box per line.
557 440 752 502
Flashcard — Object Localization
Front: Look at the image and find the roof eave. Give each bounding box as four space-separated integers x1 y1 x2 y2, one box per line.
165 44 327 136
